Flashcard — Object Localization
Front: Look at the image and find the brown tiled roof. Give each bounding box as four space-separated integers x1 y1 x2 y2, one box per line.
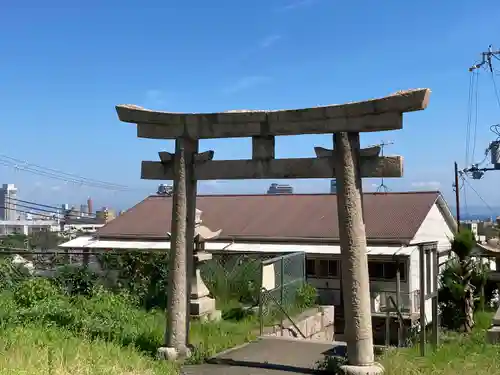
97 191 450 244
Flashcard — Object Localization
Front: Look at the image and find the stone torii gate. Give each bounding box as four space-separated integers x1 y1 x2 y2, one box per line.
116 88 430 374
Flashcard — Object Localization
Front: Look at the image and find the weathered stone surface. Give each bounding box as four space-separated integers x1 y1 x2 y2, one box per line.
335 132 375 366
252 135 275 160
141 156 403 180
165 139 189 354
157 345 191 361
340 363 385 375
116 89 430 139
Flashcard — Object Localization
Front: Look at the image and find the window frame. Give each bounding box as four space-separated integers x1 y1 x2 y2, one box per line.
368 260 407 282
307 258 340 278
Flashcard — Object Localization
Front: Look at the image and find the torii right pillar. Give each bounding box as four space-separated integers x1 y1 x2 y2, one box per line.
335 131 383 375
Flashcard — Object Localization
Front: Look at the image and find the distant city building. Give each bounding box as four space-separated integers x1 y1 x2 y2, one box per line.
267 183 293 195
80 204 89 217
63 217 106 234
157 184 173 196
87 197 93 215
0 184 18 221
96 207 116 223
0 219 60 236
330 179 337 194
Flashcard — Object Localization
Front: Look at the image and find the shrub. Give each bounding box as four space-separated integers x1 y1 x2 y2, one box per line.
439 229 482 332
96 251 169 310
53 265 99 297
201 254 261 306
13 278 61 307
295 283 317 309
0 258 30 291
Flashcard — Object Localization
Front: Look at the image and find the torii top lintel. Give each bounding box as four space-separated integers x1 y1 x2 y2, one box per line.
116 88 430 140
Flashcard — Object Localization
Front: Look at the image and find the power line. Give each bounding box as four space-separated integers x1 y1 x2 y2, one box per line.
490 70 500 112
461 175 495 216
0 154 127 189
0 155 144 192
0 206 61 221
472 72 480 162
4 201 92 220
6 197 66 211
4 197 97 219
465 71 475 166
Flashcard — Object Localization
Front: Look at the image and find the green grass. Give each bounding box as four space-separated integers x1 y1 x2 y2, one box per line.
0 286 258 374
380 311 500 375
0 325 178 375
0 263 314 375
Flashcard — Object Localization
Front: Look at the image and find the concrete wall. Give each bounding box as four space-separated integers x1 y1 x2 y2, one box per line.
264 306 335 341
409 203 454 324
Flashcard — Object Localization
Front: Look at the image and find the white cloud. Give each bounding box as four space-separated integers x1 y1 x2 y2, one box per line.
277 0 315 11
411 181 441 189
144 89 169 108
223 76 271 94
259 34 282 48
50 185 62 191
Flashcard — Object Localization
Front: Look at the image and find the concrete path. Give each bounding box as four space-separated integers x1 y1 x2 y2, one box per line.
182 336 348 375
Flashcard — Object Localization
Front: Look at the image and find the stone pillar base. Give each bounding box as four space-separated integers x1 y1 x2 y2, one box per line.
340 363 384 375
156 346 192 361
190 295 221 321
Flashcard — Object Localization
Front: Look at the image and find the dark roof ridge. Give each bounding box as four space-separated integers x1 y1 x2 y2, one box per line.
145 190 441 199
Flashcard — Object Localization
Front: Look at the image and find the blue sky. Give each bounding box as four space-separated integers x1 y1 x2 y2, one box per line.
1 0 500 213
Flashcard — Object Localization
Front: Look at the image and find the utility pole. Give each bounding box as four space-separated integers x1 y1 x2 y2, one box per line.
469 44 500 72
454 162 461 231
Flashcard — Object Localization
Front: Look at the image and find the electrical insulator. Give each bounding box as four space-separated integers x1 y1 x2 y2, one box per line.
490 140 500 169
472 170 484 180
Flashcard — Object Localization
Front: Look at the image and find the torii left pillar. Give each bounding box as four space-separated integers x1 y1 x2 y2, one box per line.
157 137 194 360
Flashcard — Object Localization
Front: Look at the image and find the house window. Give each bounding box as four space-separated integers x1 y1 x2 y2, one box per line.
306 259 316 276
305 258 340 278
368 261 406 281
317 259 339 278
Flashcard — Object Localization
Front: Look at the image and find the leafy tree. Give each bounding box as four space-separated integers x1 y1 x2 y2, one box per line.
0 234 28 249
439 229 480 332
29 231 62 250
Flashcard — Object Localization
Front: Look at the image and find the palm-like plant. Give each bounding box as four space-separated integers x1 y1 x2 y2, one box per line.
440 229 477 332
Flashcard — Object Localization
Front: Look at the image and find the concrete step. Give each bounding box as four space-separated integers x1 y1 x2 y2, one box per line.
487 326 500 344
492 309 500 326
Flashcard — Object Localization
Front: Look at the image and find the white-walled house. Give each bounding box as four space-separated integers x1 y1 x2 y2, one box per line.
59 191 457 340
306 197 455 329
0 219 60 236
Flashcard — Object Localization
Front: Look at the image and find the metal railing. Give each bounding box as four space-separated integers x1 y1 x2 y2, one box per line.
371 290 421 314
258 252 307 337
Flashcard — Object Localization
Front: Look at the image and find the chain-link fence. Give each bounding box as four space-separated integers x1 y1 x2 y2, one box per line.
258 252 306 334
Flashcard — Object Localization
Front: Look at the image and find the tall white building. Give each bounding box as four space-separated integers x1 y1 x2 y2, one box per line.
267 183 293 195
330 179 337 194
0 184 18 221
